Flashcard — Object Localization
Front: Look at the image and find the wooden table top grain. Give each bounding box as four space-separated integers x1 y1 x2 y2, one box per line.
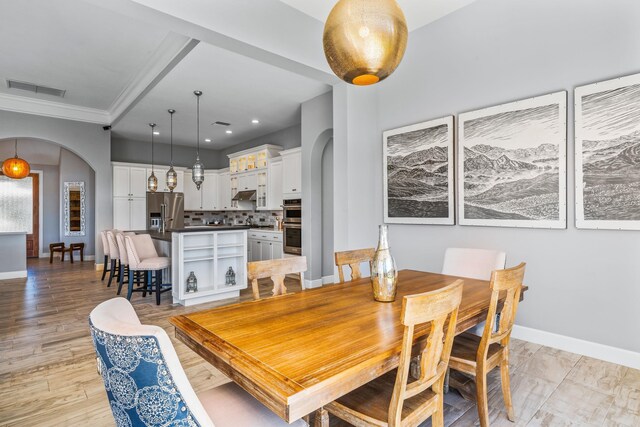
170 270 526 423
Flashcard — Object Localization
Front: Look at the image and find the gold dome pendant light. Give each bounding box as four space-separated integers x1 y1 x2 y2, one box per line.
147 123 158 192
166 109 178 192
191 90 205 190
2 139 31 179
323 0 408 86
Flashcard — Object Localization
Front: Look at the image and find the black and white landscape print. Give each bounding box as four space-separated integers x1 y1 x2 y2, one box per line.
575 73 640 230
383 116 455 224
458 91 567 228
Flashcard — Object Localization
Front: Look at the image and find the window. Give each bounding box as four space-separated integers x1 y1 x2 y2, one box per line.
0 175 33 233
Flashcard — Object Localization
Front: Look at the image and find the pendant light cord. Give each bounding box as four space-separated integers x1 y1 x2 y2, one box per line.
14 139 18 158
170 111 174 166
150 124 155 172
196 93 200 159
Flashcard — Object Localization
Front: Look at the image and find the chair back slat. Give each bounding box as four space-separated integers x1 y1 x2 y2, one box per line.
481 263 526 351
335 248 375 283
247 256 307 299
388 280 464 425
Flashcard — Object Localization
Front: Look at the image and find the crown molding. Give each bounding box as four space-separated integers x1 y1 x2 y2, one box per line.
109 33 198 126
0 93 111 124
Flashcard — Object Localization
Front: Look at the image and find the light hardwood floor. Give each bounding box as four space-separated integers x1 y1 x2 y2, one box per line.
0 259 638 426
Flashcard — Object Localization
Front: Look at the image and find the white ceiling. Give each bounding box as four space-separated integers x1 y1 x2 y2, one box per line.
0 139 61 166
0 0 171 110
112 42 330 149
279 0 477 32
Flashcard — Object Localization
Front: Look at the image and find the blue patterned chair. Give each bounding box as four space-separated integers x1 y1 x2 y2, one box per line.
89 297 307 427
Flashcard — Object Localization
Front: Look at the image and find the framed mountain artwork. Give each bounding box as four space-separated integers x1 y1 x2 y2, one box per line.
457 91 567 228
383 116 455 225
575 73 640 230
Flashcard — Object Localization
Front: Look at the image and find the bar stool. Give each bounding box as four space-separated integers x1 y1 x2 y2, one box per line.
105 231 121 288
99 231 111 280
124 234 172 305
115 232 143 295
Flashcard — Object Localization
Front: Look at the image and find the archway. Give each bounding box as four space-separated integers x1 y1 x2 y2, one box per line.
0 138 97 259
303 128 333 286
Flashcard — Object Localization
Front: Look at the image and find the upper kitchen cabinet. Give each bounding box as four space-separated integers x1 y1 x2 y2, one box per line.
184 170 219 211
281 147 301 199
113 165 147 198
256 157 283 210
217 171 232 211
228 144 283 174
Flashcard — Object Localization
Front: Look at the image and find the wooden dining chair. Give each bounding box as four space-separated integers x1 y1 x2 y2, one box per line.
448 262 526 427
248 256 307 300
323 280 464 427
335 248 375 283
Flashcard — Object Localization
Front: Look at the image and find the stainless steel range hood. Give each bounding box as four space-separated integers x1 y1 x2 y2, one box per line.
232 190 256 201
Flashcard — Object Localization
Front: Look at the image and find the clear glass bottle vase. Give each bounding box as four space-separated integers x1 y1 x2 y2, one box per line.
371 224 398 302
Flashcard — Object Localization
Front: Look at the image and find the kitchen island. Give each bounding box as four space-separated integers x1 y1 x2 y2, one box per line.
135 226 249 306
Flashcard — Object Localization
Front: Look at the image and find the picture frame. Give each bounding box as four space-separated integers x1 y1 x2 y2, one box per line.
575 72 640 230
383 115 455 225
457 91 567 229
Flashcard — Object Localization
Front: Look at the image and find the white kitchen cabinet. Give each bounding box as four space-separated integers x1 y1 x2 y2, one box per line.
202 171 218 210
146 167 185 193
281 147 301 198
248 230 284 262
256 171 267 209
183 173 201 210
218 171 231 210
230 175 238 210
268 158 283 210
113 164 147 230
237 171 257 192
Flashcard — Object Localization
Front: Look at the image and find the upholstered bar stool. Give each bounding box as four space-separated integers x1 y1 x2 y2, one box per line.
89 298 307 427
105 231 121 288
99 231 110 281
115 232 144 296
125 234 172 305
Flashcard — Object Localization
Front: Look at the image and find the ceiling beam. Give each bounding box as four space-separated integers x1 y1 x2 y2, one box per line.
81 0 338 85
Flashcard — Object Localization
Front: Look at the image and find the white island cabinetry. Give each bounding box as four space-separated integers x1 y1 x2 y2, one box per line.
171 229 247 306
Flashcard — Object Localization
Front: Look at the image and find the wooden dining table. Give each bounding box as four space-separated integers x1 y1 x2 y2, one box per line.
170 270 527 425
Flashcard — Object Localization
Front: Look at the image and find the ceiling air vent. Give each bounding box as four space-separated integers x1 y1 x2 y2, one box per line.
212 121 230 126
6 79 66 98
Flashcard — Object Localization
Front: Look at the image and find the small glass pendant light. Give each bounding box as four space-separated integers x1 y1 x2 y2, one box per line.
192 90 205 190
166 109 178 192
147 123 158 193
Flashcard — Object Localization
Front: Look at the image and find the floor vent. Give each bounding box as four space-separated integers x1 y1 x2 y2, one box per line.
6 79 66 98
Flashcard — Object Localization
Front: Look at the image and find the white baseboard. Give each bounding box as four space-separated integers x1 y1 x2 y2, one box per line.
322 275 335 285
0 270 27 280
40 252 95 262
304 278 323 289
512 325 640 370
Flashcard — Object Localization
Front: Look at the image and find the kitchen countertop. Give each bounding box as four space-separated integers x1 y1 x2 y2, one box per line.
134 226 251 242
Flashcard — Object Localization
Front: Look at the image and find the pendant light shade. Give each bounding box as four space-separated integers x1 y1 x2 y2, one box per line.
192 90 205 190
166 109 178 192
147 123 158 193
323 0 408 86
2 139 30 179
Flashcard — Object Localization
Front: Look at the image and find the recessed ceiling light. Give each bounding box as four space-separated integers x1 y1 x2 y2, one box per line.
251 119 259 124
204 138 211 142
153 131 160 135
226 130 233 134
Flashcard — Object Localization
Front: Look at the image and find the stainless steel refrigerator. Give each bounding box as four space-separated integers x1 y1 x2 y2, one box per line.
147 192 184 230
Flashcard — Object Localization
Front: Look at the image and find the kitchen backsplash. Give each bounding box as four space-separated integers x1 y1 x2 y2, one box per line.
184 210 283 227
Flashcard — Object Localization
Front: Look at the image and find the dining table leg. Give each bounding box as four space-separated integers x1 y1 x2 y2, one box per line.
314 407 329 427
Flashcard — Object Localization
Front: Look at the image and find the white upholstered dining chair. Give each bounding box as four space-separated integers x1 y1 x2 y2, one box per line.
124 234 172 305
106 230 121 288
100 230 111 281
441 247 506 281
89 297 307 427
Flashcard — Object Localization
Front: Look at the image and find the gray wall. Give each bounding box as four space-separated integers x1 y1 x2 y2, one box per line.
111 137 219 168
59 149 96 254
333 0 640 352
0 233 26 275
31 164 60 249
301 92 333 283
0 110 112 261
112 124 302 170
208 124 302 169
